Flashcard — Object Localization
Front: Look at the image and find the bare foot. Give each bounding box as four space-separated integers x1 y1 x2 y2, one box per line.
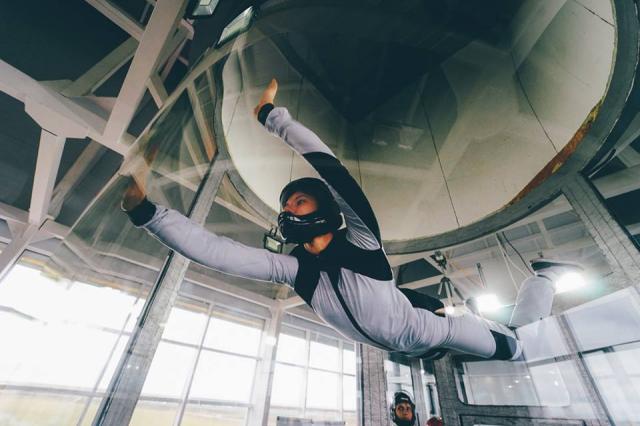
253 78 278 117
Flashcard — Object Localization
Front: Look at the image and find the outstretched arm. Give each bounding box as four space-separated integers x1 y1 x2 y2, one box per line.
126 199 299 285
255 81 382 250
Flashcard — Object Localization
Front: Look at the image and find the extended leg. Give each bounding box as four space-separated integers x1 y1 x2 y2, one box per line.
509 259 584 328
399 288 444 313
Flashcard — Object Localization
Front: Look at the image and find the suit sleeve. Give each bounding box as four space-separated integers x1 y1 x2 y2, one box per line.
261 105 382 250
125 199 299 286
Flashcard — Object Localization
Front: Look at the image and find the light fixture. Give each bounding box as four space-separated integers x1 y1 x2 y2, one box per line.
218 7 254 45
444 305 455 315
263 228 284 253
555 272 586 294
476 294 503 313
187 0 220 18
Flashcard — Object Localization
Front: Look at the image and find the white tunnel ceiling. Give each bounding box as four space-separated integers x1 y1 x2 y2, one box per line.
220 0 614 242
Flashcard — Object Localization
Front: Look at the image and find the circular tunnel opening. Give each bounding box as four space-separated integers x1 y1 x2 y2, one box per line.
213 0 616 244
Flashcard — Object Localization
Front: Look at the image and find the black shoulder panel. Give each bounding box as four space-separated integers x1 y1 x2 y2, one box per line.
302 152 382 243
289 246 321 306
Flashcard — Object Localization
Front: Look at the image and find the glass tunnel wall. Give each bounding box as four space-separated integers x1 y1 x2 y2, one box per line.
1 0 637 426
433 192 640 424
219 0 615 242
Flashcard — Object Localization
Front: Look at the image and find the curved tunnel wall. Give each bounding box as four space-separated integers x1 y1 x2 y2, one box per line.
219 0 615 242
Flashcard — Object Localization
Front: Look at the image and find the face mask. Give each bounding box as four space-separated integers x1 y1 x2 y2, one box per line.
277 209 341 244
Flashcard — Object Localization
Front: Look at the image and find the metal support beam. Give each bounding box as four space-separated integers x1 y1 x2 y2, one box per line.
147 74 169 108
249 306 284 426
85 0 145 40
62 38 138 97
102 0 190 145
0 60 130 154
0 224 39 281
562 174 640 290
93 153 226 425
358 344 391 426
29 130 66 225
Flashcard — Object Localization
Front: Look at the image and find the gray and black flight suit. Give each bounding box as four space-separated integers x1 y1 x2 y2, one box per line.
127 105 522 360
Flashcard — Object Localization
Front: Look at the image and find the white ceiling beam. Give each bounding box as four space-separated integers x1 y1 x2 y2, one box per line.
0 60 130 155
0 225 39 282
49 141 106 218
85 0 145 40
144 0 195 39
617 147 640 167
147 74 169 107
102 0 190 146
592 163 640 198
62 37 138 97
280 296 305 310
29 130 66 226
186 82 215 160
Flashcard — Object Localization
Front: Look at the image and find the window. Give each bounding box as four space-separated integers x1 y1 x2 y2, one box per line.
0 260 147 425
130 299 265 425
269 323 357 425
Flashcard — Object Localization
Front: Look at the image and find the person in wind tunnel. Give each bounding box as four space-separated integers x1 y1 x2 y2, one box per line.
390 391 418 426
123 79 582 361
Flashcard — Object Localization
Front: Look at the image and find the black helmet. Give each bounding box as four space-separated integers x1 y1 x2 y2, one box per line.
390 391 416 426
277 177 343 244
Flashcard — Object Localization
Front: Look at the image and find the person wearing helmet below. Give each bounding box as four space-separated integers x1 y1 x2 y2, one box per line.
390 391 418 426
123 78 581 361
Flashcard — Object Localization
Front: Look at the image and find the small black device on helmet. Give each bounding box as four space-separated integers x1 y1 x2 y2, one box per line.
277 177 343 244
390 391 417 426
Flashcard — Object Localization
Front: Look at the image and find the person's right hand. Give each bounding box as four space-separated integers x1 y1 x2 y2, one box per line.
122 144 159 211
253 78 278 117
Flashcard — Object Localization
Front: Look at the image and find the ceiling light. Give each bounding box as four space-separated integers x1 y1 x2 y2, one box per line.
187 0 220 18
555 272 586 294
476 294 502 313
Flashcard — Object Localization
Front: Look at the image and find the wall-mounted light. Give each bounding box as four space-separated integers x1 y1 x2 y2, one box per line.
555 272 586 294
263 228 284 253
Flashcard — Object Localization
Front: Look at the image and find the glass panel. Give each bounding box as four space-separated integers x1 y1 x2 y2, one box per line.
181 404 247 426
306 370 339 409
342 346 356 375
309 335 339 371
140 341 196 398
162 307 208 345
342 375 356 411
0 390 87 425
385 355 414 397
189 350 257 403
276 330 307 365
219 0 615 242
569 288 640 424
271 364 305 407
130 400 180 426
0 259 147 425
203 313 263 356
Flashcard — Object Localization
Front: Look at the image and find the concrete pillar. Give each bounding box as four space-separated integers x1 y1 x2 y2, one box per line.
562 173 640 289
357 344 391 426
92 156 226 426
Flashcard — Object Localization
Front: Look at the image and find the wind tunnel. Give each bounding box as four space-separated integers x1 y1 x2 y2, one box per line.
214 0 616 247
9 0 635 424
48 0 620 285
